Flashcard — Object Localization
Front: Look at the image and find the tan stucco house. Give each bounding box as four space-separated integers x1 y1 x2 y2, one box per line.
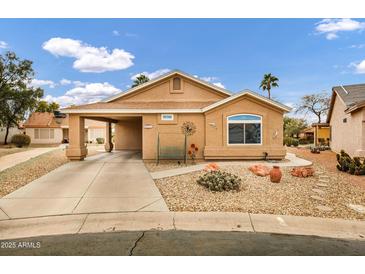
61 70 291 160
24 112 106 144
327 84 365 157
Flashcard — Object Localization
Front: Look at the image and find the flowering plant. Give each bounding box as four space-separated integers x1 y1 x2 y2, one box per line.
188 143 198 163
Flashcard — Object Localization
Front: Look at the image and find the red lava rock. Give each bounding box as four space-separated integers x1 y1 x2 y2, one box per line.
249 164 270 177
291 167 315 178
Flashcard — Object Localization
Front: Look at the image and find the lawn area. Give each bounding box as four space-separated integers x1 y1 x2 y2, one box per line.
155 149 365 220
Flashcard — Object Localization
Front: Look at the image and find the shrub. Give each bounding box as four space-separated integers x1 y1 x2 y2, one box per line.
11 134 31 148
336 150 365 176
197 170 241 192
284 137 299 147
96 137 104 144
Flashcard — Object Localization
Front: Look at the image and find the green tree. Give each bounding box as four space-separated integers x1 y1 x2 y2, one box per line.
295 93 330 123
283 116 308 138
35 100 60 112
259 73 279 99
0 51 43 144
131 74 150 88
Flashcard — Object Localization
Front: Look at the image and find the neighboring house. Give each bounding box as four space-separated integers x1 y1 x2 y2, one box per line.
311 123 330 146
299 124 330 146
62 70 291 161
327 84 365 157
24 112 106 144
299 127 314 141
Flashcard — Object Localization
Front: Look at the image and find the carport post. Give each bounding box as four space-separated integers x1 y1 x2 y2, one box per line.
105 121 113 152
66 114 87 160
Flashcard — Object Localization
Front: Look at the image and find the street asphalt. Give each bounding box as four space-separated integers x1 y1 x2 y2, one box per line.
1 230 365 256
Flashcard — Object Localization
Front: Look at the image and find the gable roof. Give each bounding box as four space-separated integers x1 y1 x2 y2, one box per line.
103 69 231 103
202 89 292 113
327 83 365 122
24 112 62 128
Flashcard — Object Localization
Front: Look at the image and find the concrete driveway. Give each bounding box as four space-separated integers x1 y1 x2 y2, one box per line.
0 151 168 219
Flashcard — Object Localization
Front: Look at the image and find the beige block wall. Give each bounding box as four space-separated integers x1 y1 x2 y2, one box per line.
114 119 143 150
204 96 285 159
25 128 63 144
0 127 22 144
330 96 365 157
142 113 206 160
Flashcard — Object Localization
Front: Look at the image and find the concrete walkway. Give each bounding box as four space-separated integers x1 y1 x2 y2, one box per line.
0 147 59 173
0 212 364 241
151 152 312 179
0 151 168 219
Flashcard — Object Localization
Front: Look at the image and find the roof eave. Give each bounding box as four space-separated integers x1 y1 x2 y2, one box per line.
202 90 292 113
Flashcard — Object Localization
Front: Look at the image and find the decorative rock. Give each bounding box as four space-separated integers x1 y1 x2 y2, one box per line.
291 167 315 177
311 195 325 201
347 204 365 214
316 183 328 187
316 205 333 212
248 164 270 177
312 188 326 195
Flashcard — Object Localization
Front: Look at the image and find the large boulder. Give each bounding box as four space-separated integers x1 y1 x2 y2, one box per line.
291 167 315 177
249 164 270 177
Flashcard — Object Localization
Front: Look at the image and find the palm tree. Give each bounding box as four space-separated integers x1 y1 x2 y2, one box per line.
132 74 150 88
259 73 279 99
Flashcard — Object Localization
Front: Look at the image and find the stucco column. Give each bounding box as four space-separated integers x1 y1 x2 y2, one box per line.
66 114 87 161
104 121 113 152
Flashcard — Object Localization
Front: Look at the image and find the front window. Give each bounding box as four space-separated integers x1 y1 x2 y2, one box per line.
227 114 262 144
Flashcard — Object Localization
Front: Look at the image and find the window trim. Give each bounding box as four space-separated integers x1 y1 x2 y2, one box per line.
161 114 174 121
227 114 263 145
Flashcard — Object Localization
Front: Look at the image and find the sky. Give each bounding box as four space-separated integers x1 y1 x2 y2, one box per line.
1 18 365 120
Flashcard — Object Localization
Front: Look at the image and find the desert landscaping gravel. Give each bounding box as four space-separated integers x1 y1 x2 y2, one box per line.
0 149 69 197
155 165 365 220
144 160 207 172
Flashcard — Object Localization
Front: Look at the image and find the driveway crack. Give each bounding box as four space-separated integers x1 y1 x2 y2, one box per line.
71 162 105 213
129 231 145 256
248 213 256 232
0 206 11 219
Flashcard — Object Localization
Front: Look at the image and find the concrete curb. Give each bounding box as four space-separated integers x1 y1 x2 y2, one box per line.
150 153 312 179
0 212 364 241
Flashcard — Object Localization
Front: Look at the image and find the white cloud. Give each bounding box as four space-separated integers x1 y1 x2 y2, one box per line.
325 33 338 40
131 68 170 80
42 37 134 73
349 44 365 49
200 76 219 82
212 82 225 89
60 78 72 85
31 79 56 88
194 74 226 89
44 82 121 107
112 30 120 36
0 41 8 49
350 60 365 74
315 18 365 40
